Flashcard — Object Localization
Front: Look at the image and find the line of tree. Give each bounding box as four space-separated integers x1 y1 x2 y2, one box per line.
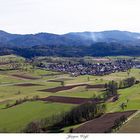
55 103 106 128
23 102 106 133
103 81 118 101
106 81 118 95
5 95 39 109
119 77 138 89
102 77 139 102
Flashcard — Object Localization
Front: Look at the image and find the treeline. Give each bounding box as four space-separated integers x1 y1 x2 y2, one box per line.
13 44 140 58
101 77 139 102
106 81 118 96
1 42 140 58
101 81 119 102
105 77 138 92
5 95 39 109
119 77 138 89
23 102 106 133
55 103 106 128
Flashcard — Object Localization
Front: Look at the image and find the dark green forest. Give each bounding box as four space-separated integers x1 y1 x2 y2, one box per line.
1 42 140 58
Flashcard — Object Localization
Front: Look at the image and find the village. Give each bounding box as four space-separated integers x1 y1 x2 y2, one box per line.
45 59 134 76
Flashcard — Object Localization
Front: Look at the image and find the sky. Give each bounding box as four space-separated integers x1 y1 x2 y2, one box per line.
0 0 140 34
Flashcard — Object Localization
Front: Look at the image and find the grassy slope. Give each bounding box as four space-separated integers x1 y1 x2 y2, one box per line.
0 56 140 133
0 101 74 132
106 83 140 112
61 83 140 132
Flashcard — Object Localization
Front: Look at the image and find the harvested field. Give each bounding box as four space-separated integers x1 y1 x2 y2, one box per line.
14 83 43 87
39 84 105 93
40 96 102 104
86 84 105 89
12 74 40 80
73 110 137 133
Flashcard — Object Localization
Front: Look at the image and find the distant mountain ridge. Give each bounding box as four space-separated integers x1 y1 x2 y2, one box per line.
0 30 140 47
1 30 140 58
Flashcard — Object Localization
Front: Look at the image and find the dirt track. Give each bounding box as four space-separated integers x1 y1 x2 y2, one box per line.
73 110 137 133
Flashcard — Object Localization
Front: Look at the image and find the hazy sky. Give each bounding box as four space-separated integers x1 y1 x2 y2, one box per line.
0 0 140 34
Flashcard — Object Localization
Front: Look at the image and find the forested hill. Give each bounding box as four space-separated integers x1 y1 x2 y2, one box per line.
0 42 140 58
1 30 140 47
0 30 140 58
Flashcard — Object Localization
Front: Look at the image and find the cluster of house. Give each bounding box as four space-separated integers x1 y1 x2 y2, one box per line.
45 59 134 76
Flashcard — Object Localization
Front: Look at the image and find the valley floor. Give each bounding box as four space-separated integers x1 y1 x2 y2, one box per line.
0 55 140 132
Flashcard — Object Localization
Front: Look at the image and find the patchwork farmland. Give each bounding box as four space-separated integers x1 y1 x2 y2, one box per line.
0 55 140 133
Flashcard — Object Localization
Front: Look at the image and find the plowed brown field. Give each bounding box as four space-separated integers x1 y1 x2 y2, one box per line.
39 84 105 93
12 74 39 80
40 96 102 104
73 110 137 133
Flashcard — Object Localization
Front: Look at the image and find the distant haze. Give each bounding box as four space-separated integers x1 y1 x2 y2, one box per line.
0 0 140 34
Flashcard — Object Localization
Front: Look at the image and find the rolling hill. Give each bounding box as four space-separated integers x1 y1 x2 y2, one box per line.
0 30 140 58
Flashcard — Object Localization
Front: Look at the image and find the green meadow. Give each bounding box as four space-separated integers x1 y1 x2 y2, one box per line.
0 101 74 132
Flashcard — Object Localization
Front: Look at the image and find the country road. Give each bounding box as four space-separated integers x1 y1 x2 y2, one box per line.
125 110 140 123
